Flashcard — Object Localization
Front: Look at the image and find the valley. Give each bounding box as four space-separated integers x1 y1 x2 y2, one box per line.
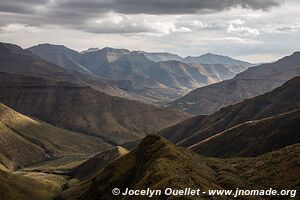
0 41 299 200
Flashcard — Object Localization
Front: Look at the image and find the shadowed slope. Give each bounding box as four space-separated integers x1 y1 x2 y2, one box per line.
191 109 300 157
160 76 300 149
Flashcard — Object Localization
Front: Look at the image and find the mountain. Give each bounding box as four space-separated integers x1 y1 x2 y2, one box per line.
191 109 300 157
139 51 183 62
0 169 57 200
26 43 254 104
160 76 300 150
0 103 111 171
169 52 300 114
182 53 254 74
0 72 188 145
57 135 300 200
82 50 219 102
81 49 222 90
27 44 91 74
0 42 129 98
0 42 65 75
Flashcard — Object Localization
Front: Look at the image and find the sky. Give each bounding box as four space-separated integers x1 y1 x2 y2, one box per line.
0 0 299 63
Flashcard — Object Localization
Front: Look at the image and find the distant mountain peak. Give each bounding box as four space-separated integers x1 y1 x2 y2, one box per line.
32 43 68 49
81 47 100 54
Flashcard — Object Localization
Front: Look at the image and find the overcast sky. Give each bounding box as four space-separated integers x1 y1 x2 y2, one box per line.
0 0 299 62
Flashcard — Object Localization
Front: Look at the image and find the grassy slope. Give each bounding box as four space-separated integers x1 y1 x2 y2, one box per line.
191 109 300 157
0 169 57 200
0 103 111 171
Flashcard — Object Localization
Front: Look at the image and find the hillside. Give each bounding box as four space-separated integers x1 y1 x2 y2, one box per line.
160 76 300 149
169 52 300 114
57 135 300 200
0 72 188 145
0 103 111 171
71 146 128 180
191 109 300 157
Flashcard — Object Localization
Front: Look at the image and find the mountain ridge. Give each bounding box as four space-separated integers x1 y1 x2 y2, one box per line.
58 134 300 200
160 76 300 151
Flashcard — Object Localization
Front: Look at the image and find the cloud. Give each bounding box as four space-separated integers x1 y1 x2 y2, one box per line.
47 0 285 15
0 0 284 34
227 24 260 36
230 19 246 25
0 23 41 33
0 0 285 15
1 0 299 64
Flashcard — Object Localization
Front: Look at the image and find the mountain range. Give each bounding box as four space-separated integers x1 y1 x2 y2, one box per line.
0 41 299 200
169 51 300 114
28 44 253 104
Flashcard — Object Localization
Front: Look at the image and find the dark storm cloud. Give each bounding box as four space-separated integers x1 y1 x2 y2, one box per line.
48 0 285 15
0 0 285 34
0 0 285 15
